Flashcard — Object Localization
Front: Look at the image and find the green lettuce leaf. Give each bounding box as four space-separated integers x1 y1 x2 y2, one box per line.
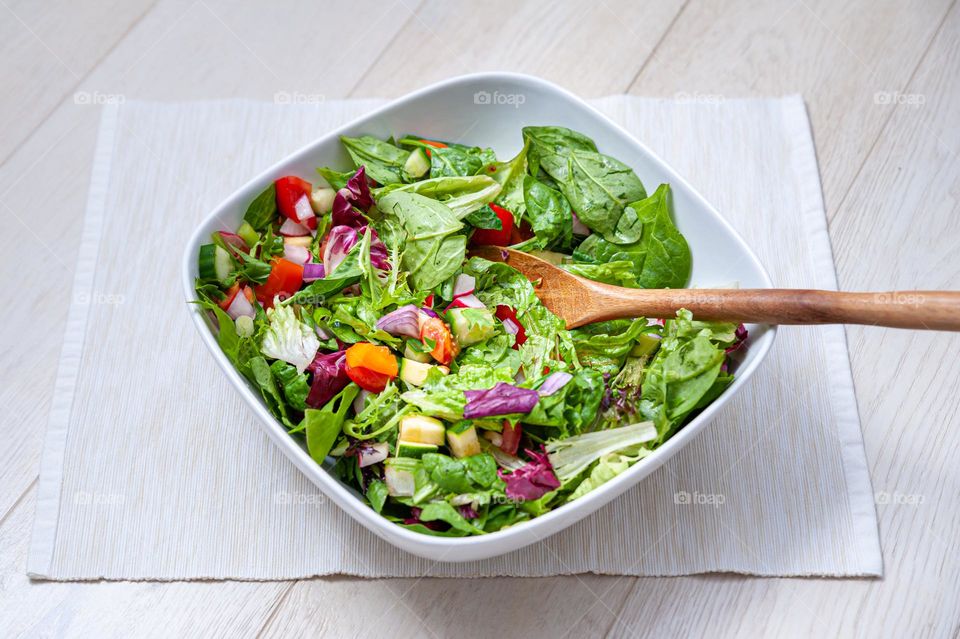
340 135 409 185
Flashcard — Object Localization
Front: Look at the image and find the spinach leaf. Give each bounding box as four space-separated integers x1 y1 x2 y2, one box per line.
305 383 360 463
417 502 484 534
366 480 389 514
638 310 737 441
570 318 654 375
377 191 467 290
464 205 503 230
573 185 691 289
287 241 365 305
561 261 640 288
514 175 572 251
316 166 354 190
428 145 496 178
373 175 501 219
340 135 408 185
523 368 605 437
249 355 295 428
522 126 597 179
556 150 646 242
243 183 277 230
484 141 528 220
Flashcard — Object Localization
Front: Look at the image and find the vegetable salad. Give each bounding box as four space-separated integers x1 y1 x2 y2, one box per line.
195 127 747 537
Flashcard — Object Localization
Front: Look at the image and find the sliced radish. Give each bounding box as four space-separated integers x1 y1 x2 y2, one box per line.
447 293 485 310
453 273 476 298
279 218 311 237
283 244 310 264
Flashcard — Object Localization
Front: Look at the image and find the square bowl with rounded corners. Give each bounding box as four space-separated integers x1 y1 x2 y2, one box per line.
182 72 775 562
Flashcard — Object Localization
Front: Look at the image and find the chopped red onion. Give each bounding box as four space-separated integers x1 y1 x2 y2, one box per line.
447 293 485 310
419 307 439 319
502 318 520 335
538 371 572 396
302 262 325 282
294 194 314 223
279 218 311 237
352 389 371 415
225 290 255 320
314 324 331 340
358 442 388 468
283 244 310 264
453 273 476 298
217 231 248 253
463 382 540 419
376 304 421 338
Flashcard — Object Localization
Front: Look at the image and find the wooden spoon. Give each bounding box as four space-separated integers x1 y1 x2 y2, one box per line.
469 246 960 331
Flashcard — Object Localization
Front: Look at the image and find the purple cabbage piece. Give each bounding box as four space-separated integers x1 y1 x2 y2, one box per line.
363 225 391 271
463 382 540 419
457 504 479 520
305 350 349 408
331 166 373 227
497 449 561 502
322 225 358 274
725 323 749 354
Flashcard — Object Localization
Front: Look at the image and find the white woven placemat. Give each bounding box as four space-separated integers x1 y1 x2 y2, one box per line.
28 96 882 579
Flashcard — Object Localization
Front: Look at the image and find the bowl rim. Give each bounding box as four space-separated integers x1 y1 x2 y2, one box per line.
181 71 777 558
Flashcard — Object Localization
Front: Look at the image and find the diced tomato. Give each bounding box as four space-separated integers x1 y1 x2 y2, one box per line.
470 204 514 247
345 364 392 393
500 421 522 456
344 343 398 393
275 176 316 230
419 316 458 365
254 257 303 308
495 305 526 348
419 139 448 157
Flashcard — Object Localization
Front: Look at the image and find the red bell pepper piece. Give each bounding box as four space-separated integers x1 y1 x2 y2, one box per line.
254 257 303 308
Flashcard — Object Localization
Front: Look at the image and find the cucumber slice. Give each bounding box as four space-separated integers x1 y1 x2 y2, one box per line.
396 440 438 459
404 340 433 363
199 244 231 283
447 423 481 458
213 245 233 284
630 333 661 357
399 358 434 386
399 414 446 446
384 459 417 497
403 147 430 179
447 308 496 346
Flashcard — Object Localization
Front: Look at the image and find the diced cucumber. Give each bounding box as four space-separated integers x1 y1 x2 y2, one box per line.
236 221 259 248
198 243 233 283
403 147 430 179
630 333 662 357
396 440 438 459
311 187 336 214
399 358 440 386
447 308 496 346
384 458 418 497
447 422 481 458
404 339 433 363
399 414 446 446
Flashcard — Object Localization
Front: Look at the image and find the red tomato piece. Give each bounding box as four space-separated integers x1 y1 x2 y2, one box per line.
469 204 514 247
275 176 316 230
419 316 458 365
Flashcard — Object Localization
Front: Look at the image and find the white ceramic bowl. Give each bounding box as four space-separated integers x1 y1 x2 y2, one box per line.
182 72 775 562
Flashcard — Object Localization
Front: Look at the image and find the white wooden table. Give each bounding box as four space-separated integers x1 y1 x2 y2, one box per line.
2 1 958 636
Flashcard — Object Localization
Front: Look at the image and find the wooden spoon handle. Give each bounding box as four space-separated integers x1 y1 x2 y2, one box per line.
588 288 960 331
